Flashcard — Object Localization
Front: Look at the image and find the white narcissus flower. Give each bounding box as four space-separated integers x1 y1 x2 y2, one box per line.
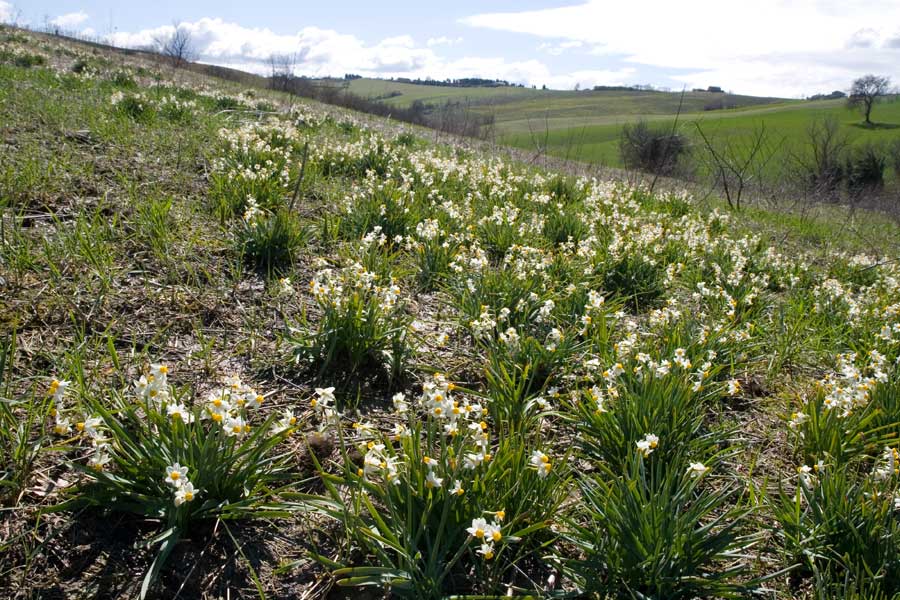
165 463 189 487
484 520 503 543
687 462 710 478
425 470 443 489
530 450 552 478
174 481 198 506
205 390 231 422
477 542 495 560
166 403 194 424
150 363 170 381
312 387 335 410
392 392 408 413
463 452 485 469
88 450 111 471
272 409 298 434
467 517 489 539
48 378 70 403
224 416 248 437
636 434 659 457
53 416 71 436
77 416 103 438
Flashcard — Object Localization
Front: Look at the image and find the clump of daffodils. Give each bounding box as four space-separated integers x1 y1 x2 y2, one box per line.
874 447 900 481
49 377 111 470
202 372 267 437
817 352 886 417
467 515 504 560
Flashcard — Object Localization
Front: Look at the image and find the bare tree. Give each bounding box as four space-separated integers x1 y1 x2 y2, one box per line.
848 74 890 125
789 116 849 200
268 53 297 92
155 21 197 68
694 122 779 210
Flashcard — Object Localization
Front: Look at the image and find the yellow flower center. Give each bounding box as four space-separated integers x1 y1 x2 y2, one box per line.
170 472 180 480
184 492 193 501
491 531 502 542
475 528 484 538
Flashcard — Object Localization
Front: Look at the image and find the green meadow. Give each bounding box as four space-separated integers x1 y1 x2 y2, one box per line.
344 77 900 171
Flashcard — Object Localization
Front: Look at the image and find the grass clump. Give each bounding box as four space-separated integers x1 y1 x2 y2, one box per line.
286 262 410 383
238 203 308 274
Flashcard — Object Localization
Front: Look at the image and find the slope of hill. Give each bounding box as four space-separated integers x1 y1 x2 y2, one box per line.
3 26 900 600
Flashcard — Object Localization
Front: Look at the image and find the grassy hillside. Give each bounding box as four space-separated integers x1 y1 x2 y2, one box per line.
346 77 542 106
346 77 785 114
4 26 900 600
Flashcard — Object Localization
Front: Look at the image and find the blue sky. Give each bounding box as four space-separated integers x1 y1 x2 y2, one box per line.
4 1 900 97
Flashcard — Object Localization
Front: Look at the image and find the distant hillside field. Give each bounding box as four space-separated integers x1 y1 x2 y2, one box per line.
341 77 900 172
499 98 900 170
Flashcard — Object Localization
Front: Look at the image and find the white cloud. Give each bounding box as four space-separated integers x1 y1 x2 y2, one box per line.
427 36 463 47
103 17 593 88
0 1 15 24
107 19 436 75
461 0 900 96
50 11 89 29
538 40 583 56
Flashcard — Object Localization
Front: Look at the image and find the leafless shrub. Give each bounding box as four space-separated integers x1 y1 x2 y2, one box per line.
789 116 849 200
268 53 297 92
154 21 197 68
619 120 689 177
694 122 779 210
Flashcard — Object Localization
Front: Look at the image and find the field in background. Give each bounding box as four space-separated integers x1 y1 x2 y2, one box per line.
342 77 900 172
